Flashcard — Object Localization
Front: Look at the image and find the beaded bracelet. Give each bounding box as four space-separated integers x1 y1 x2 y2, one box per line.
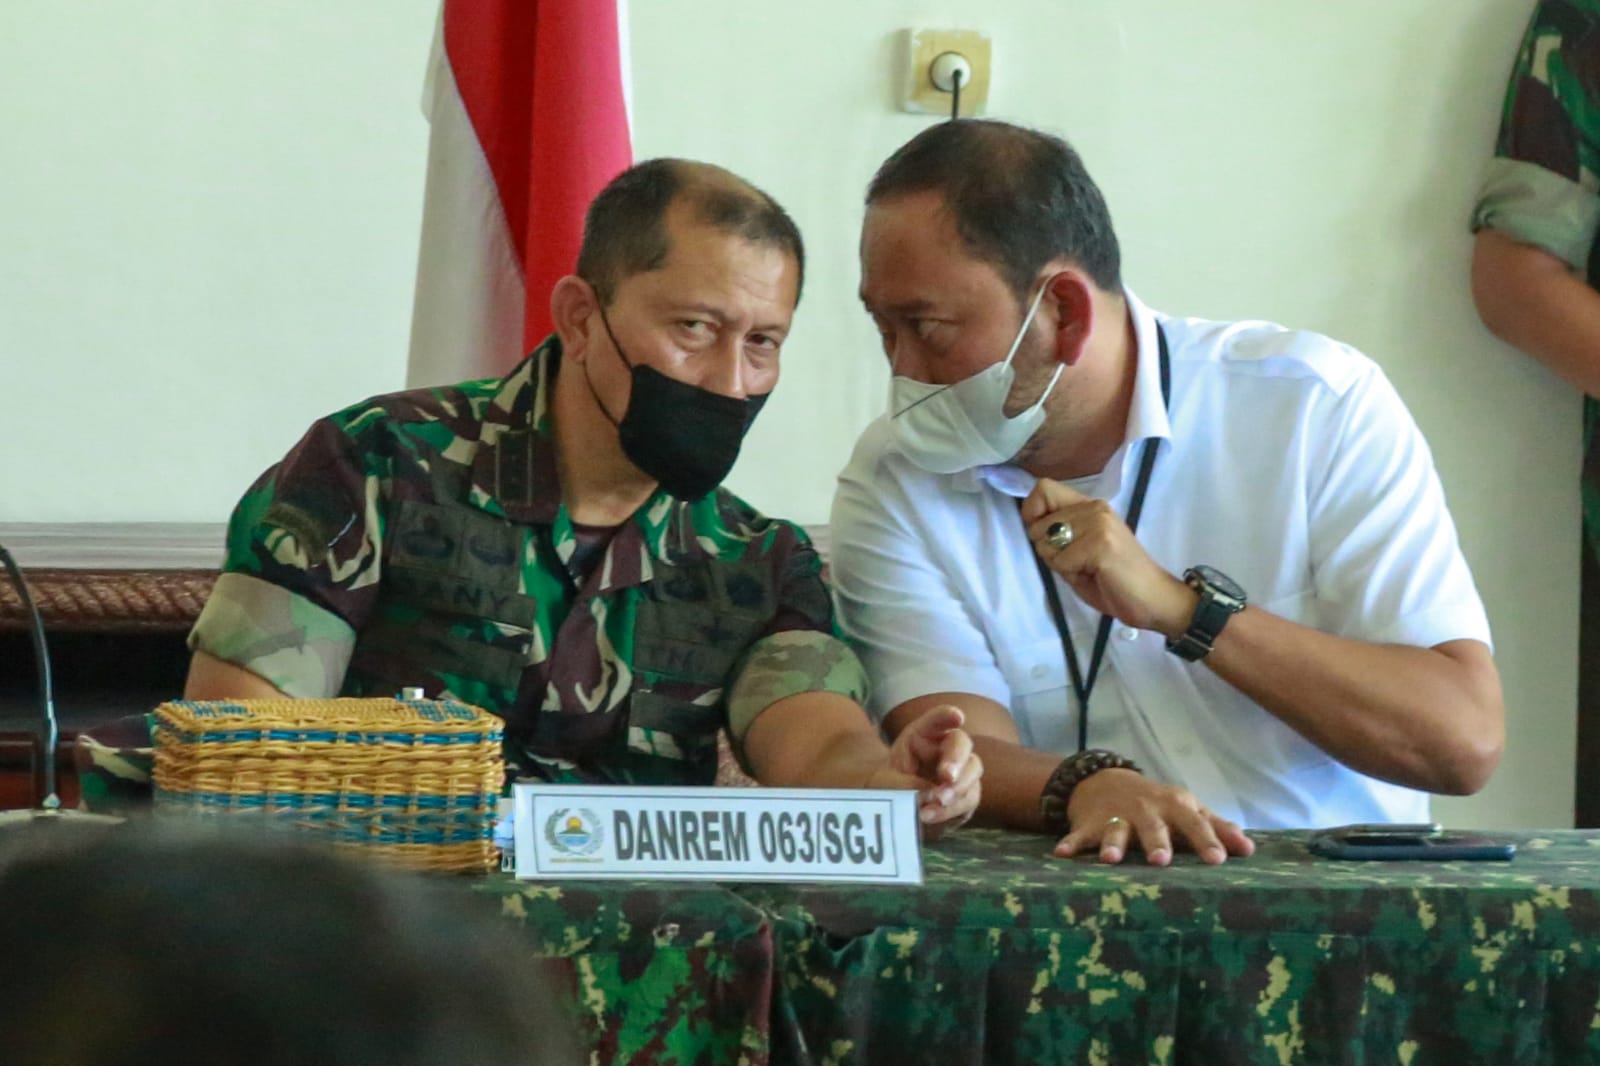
1038 749 1142 835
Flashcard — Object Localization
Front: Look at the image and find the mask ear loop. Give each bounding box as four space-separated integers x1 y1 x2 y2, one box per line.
1001 275 1056 369
594 301 636 371
1002 274 1066 409
581 286 634 428
891 274 1062 419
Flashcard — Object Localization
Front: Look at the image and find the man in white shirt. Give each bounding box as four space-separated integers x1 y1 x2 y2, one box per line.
832 119 1504 864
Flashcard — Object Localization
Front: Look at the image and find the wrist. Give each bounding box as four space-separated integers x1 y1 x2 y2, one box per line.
1038 749 1142 834
1153 578 1201 641
1165 565 1248 662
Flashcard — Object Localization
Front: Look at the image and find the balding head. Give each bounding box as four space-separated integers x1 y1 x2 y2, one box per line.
577 159 805 307
866 119 1121 304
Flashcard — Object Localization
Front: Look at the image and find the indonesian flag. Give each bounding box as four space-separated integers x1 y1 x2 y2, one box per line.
407 1 633 387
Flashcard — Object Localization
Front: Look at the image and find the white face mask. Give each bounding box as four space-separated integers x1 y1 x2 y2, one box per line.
887 278 1063 474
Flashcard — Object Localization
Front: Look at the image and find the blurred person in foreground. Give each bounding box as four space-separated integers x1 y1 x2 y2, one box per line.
0 824 578 1066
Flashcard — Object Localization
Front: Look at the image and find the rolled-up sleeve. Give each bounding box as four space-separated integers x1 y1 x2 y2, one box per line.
188 412 388 696
721 525 872 747
1471 7 1600 270
189 573 356 697
725 630 870 742
1473 157 1600 270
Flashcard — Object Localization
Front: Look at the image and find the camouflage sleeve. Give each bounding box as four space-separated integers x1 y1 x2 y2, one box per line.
721 524 871 768
1473 158 1600 269
725 630 871 745
1471 0 1600 268
753 525 836 635
228 416 389 619
187 573 356 697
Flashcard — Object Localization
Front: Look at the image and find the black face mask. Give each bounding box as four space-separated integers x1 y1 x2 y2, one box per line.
584 305 769 501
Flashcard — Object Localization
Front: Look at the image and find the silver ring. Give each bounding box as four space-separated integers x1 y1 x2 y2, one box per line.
1046 521 1074 549
1105 816 1124 829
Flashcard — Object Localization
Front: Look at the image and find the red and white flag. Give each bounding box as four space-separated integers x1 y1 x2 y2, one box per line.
407 1 633 387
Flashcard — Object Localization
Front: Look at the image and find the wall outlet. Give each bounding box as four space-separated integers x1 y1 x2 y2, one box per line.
897 28 991 117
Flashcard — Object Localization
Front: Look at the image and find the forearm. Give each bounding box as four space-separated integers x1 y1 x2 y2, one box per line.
768 728 886 791
1201 608 1504 794
183 650 290 700
746 691 981 838
965 735 1060 832
743 692 884 789
1472 229 1600 395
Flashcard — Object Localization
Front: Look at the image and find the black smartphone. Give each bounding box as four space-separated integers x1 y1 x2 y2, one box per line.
1308 823 1515 861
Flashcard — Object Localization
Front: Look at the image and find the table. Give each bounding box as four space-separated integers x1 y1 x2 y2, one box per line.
471 874 776 1064
479 828 1600 1065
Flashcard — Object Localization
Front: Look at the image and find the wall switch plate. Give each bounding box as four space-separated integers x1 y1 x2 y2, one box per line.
897 28 991 116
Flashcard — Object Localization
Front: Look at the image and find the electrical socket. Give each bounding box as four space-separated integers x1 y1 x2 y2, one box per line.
897 28 991 117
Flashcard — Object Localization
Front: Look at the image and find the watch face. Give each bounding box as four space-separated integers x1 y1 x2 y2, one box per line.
1190 565 1246 605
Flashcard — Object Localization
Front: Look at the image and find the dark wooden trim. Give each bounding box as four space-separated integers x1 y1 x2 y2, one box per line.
0 569 216 633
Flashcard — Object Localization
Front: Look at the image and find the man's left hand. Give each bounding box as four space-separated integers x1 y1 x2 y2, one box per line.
867 704 982 838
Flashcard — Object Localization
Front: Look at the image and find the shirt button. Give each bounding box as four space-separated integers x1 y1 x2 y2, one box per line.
1118 626 1140 642
1030 665 1047 680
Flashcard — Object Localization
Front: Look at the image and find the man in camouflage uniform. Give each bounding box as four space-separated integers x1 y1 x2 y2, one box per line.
86 159 980 824
1472 0 1600 826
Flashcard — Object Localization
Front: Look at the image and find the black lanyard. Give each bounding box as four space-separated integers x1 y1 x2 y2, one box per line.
1027 323 1171 752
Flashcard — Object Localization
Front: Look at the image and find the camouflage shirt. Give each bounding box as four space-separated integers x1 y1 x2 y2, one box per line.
1473 0 1600 558
189 336 868 786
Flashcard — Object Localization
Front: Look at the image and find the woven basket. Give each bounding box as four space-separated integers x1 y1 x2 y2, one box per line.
152 698 504 874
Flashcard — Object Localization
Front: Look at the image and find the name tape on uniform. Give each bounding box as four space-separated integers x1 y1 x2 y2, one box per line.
511 784 923 884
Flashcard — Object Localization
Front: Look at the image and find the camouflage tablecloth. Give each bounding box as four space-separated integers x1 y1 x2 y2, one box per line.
480 828 1600 1064
470 875 772 1064
736 828 1600 1066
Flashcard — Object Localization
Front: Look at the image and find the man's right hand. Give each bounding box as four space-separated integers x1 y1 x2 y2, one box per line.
867 704 982 839
1057 767 1254 865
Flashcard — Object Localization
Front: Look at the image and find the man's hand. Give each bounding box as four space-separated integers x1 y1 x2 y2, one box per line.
1021 478 1195 638
1057 768 1254 865
866 704 982 838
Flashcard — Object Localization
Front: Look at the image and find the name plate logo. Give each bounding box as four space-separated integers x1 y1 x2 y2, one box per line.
544 807 605 858
512 785 923 884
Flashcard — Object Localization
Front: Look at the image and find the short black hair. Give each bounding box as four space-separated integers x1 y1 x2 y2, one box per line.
866 120 1121 301
577 158 805 305
0 824 578 1066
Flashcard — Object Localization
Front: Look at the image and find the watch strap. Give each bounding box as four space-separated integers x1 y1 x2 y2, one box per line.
1167 568 1245 662
1166 629 1214 661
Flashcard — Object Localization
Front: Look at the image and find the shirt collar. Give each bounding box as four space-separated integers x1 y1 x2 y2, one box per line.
469 336 564 525
464 336 754 588
1122 286 1174 462
970 286 1173 500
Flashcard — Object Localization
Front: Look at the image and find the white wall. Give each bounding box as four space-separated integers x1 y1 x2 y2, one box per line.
0 1 436 519
0 1 1571 828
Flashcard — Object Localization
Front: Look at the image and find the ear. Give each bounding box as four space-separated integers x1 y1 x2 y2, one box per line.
1043 271 1095 367
550 275 601 362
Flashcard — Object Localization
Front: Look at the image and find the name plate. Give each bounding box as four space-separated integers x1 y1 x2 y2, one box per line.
511 785 923 884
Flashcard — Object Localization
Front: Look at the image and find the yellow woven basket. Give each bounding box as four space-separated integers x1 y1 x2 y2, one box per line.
152 697 504 874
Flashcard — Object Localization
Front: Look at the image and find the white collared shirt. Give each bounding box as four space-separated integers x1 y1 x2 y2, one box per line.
829 291 1492 829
